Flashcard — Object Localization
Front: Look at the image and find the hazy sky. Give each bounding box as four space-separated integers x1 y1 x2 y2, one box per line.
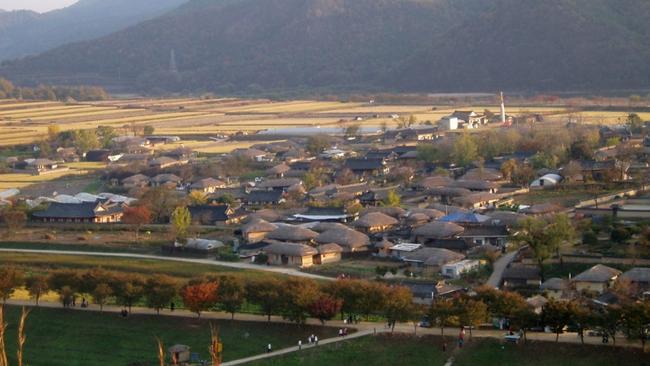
0 0 78 12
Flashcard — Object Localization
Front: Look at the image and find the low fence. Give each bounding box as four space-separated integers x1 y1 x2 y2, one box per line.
522 254 650 266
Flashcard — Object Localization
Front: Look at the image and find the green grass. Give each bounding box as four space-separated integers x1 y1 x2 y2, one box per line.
1 306 339 366
0 252 274 280
249 334 449 366
0 241 160 254
454 338 650 366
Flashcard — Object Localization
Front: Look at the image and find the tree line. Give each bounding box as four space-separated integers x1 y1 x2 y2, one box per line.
0 78 108 101
1 266 648 350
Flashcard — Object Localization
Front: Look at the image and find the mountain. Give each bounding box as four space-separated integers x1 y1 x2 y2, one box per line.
0 0 188 61
2 0 650 94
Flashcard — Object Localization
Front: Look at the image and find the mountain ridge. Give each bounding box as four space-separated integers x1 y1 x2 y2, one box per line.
2 0 650 94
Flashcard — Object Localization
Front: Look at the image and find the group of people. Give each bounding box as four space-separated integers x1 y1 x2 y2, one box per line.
338 328 349 337
297 335 320 350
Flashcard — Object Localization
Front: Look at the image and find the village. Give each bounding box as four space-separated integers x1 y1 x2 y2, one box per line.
1 95 650 365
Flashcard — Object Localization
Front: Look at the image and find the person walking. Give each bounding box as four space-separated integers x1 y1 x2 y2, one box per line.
267 343 272 353
315 336 319 346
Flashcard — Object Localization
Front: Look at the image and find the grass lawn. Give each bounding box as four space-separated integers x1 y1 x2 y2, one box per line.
303 259 403 279
454 338 650 366
1 306 339 366
0 252 275 280
249 334 448 366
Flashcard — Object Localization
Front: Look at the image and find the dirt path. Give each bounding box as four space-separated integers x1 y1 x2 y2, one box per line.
0 248 334 281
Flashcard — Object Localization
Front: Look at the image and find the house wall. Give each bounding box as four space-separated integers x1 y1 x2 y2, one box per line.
575 281 607 294
245 232 269 243
319 252 341 264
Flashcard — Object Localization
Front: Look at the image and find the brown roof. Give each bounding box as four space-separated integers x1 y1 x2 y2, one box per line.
573 264 621 283
315 228 370 249
267 225 318 242
191 178 226 189
311 222 349 233
360 206 407 219
417 175 454 189
453 192 499 206
242 219 278 234
247 209 286 222
353 212 399 228
412 221 464 239
460 168 503 181
266 163 291 175
264 241 318 257
408 208 445 220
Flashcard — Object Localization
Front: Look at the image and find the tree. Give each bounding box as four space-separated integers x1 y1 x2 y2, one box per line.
47 124 61 142
1 208 27 236
457 298 488 339
217 276 245 320
114 275 145 312
383 286 413 332
281 278 319 324
144 276 178 315
428 298 456 337
138 186 181 223
512 215 573 282
324 279 367 320
542 300 571 342
500 159 518 182
511 306 538 343
92 283 113 312
26 275 49 306
96 125 118 148
0 267 24 303
627 113 643 134
306 135 331 155
451 133 478 167
597 306 623 346
246 278 284 322
189 191 208 205
417 144 441 163
622 301 650 352
171 206 192 243
181 281 219 317
568 301 593 345
308 295 343 325
344 124 360 138
71 129 99 153
384 190 401 207
122 205 152 242
58 286 76 308
143 125 155 136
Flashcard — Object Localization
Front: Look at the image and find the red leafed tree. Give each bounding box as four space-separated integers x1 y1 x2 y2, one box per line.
308 295 343 324
121 205 151 242
181 281 219 317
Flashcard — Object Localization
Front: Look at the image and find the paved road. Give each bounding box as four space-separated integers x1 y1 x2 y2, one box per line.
486 250 519 288
0 248 333 281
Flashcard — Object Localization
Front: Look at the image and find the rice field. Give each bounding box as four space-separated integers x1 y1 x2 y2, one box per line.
0 97 647 148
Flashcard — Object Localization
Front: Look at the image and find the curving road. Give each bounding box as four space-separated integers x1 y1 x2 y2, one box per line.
0 248 334 281
486 250 519 289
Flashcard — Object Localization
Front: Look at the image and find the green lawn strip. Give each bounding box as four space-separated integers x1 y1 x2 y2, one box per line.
454 338 650 366
1 305 339 366
0 252 274 280
0 241 161 254
249 334 449 366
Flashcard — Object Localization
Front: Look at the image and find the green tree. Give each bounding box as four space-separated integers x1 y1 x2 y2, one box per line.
92 283 113 312
171 206 192 243
113 275 145 312
281 278 319 324
457 298 488 339
26 275 49 306
246 278 285 322
144 276 178 315
428 298 456 337
143 125 155 136
622 301 650 351
384 190 401 207
451 133 478 167
217 276 245 320
542 300 571 342
72 129 99 153
383 286 414 332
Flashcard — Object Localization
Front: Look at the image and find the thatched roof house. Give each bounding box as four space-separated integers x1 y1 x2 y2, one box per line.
263 241 319 268
315 227 370 252
241 219 278 243
412 222 465 242
353 212 400 233
266 163 291 177
267 225 318 242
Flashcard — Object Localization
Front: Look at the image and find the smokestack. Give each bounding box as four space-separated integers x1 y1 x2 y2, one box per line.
500 91 506 124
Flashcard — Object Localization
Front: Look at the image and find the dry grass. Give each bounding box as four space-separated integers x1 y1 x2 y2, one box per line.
0 162 103 190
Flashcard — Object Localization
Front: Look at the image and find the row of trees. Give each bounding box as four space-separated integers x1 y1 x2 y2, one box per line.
1 267 648 350
0 78 108 101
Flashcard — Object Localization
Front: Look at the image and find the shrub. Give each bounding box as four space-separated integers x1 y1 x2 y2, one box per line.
582 231 599 246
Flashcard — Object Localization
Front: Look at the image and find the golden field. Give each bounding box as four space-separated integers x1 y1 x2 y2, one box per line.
0 97 648 148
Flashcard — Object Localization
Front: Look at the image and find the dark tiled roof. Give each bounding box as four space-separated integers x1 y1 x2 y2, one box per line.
344 158 385 171
33 201 122 219
459 225 509 237
245 190 284 204
188 205 232 224
503 265 541 281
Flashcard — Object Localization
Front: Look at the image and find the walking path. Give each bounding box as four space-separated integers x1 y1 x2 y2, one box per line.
486 249 519 288
0 248 333 281
222 329 381 366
